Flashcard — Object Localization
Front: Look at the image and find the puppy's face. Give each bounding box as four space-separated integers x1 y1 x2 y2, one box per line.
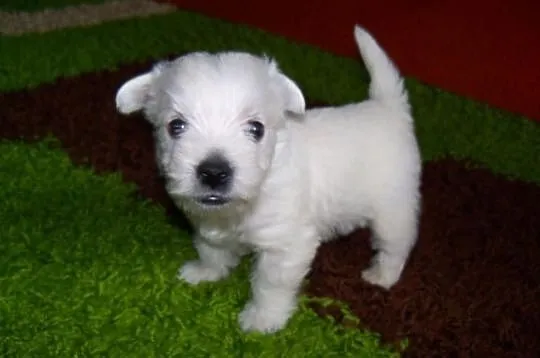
115 52 305 212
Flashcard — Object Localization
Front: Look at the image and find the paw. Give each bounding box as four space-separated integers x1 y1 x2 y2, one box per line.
238 301 291 333
361 264 399 290
177 260 228 285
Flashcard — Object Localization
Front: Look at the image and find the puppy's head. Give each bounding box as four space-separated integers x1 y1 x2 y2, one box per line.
115 52 305 213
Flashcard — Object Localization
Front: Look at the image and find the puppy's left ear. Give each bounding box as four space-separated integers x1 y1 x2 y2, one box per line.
269 59 305 115
115 72 153 115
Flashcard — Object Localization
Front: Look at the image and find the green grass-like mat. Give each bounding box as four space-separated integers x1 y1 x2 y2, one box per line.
0 11 538 183
0 139 399 357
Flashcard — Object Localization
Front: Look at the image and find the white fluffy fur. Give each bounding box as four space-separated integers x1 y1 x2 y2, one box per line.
115 25 421 333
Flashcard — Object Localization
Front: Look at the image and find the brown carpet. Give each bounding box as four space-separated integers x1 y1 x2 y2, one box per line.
2 60 540 357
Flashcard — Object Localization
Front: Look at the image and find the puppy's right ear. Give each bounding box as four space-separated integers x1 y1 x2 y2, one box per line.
115 73 153 114
276 73 305 116
266 58 306 116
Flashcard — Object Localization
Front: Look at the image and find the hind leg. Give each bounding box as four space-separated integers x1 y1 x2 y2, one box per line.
362 200 419 289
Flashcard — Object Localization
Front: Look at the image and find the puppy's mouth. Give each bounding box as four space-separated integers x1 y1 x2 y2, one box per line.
196 194 230 207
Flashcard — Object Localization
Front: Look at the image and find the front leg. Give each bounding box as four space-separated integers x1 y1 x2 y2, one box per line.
239 230 319 333
178 235 244 285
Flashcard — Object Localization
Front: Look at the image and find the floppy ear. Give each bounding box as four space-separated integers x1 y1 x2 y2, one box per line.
276 72 306 116
115 72 153 114
267 58 305 116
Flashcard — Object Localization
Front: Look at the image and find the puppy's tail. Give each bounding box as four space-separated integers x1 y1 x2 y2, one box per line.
354 25 408 109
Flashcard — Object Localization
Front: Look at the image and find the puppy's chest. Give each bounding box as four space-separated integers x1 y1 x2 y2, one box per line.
198 224 241 245
196 218 259 247
194 208 280 246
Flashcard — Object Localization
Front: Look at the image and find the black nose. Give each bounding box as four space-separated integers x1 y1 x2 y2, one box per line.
196 155 233 190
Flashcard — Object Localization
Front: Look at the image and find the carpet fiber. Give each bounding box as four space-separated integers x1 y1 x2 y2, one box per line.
1 1 539 357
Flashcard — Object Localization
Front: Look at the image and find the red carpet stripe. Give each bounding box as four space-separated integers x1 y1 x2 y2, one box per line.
164 0 540 122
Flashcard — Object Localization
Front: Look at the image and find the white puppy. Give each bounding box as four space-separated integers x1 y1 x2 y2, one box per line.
115 25 421 333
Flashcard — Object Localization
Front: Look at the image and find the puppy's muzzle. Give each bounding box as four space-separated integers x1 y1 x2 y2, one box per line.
196 155 233 190
195 154 234 206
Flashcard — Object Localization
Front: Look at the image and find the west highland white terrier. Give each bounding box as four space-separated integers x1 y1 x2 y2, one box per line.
115 25 421 333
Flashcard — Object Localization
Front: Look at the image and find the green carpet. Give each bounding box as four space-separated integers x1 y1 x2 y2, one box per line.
1 2 539 357
0 139 399 357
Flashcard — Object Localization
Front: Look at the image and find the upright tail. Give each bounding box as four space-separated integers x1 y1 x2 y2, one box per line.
354 25 408 109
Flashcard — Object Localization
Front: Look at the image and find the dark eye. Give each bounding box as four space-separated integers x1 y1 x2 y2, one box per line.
246 120 265 142
168 118 187 138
